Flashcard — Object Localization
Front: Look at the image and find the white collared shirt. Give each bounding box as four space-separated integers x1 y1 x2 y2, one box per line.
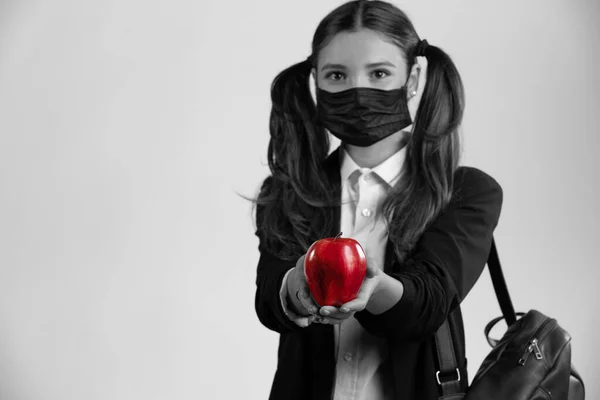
279 145 407 400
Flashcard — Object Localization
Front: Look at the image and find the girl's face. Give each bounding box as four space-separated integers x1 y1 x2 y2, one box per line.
313 29 410 93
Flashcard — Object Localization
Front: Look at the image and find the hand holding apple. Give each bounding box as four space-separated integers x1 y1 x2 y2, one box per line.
287 256 350 325
286 255 321 318
316 260 382 323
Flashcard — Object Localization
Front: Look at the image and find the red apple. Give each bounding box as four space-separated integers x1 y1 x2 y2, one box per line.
304 232 367 307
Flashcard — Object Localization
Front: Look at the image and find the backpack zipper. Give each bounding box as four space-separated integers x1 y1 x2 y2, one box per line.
516 317 555 366
518 337 543 365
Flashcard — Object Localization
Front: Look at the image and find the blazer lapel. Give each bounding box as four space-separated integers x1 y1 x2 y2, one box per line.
384 239 396 274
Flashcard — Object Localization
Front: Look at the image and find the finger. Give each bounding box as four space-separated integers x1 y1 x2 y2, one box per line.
319 305 341 316
295 255 321 313
291 257 319 314
340 279 378 312
365 261 381 279
319 313 353 322
315 316 346 325
319 306 355 320
340 295 369 313
296 285 321 315
296 288 319 314
364 254 382 279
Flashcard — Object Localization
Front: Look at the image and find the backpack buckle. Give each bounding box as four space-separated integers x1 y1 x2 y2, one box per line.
436 368 461 385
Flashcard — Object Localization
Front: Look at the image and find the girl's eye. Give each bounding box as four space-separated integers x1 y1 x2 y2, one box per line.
325 71 346 81
371 69 390 79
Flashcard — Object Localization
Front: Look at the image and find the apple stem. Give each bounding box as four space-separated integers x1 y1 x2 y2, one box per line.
334 232 343 240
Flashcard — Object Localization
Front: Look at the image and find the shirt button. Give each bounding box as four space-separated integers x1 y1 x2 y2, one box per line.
361 208 372 217
344 352 353 362
363 173 371 181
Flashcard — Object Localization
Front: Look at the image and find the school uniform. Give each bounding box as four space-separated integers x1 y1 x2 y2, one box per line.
254 145 503 400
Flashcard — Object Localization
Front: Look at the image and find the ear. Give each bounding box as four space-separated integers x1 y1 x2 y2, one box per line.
405 62 421 98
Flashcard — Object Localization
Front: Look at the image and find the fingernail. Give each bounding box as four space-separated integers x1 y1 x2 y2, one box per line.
320 309 330 316
340 307 349 313
309 307 317 314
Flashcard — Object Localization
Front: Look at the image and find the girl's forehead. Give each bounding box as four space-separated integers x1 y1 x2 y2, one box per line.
317 29 406 67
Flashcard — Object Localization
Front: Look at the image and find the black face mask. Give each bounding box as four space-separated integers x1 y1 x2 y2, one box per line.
315 86 412 147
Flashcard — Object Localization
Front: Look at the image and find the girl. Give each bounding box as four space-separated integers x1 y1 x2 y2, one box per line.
252 1 503 399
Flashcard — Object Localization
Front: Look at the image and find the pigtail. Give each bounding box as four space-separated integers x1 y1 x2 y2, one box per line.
255 58 337 260
384 42 464 263
268 57 330 193
413 44 464 141
411 42 463 190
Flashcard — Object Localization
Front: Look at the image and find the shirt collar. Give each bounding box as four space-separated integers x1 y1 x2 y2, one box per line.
339 145 407 187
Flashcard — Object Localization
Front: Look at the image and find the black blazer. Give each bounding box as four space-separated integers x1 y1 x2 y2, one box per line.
254 146 503 400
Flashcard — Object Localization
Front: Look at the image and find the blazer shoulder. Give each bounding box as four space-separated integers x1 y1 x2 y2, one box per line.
453 166 503 201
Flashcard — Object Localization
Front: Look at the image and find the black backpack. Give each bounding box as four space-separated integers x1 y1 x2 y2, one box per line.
434 238 585 399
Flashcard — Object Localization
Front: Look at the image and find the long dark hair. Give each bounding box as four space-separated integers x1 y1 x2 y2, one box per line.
252 0 464 263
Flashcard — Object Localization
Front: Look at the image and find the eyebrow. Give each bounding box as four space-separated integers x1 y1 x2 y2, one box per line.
320 61 396 71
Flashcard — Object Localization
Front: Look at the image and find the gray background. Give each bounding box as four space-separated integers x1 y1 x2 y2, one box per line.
0 0 598 399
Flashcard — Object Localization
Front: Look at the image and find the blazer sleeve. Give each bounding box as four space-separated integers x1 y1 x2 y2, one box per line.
254 177 306 334
354 167 503 341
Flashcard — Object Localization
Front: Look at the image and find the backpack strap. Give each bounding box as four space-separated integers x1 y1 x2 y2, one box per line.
433 236 515 396
487 237 517 325
434 319 462 395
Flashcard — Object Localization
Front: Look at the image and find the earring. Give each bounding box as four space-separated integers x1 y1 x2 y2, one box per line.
410 90 417 97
